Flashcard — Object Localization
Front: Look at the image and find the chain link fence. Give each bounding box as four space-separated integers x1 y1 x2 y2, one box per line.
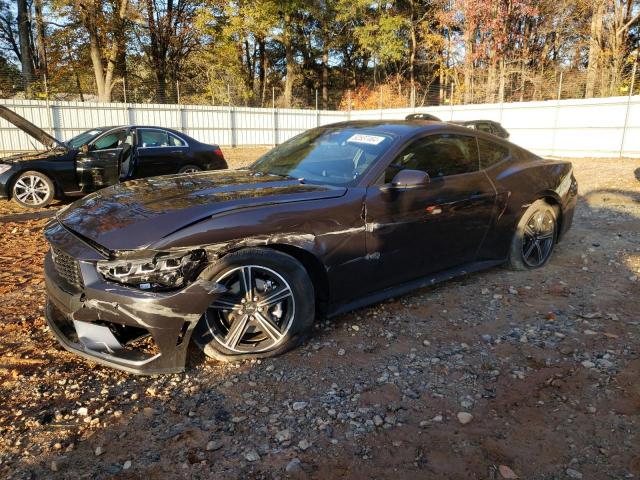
0 66 637 110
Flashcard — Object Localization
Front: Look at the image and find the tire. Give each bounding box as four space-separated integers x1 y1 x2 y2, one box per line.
11 171 55 209
178 165 202 174
507 199 559 270
193 248 315 362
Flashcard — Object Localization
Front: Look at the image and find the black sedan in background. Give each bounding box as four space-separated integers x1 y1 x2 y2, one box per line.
0 105 227 208
453 119 510 139
43 120 577 374
405 112 442 121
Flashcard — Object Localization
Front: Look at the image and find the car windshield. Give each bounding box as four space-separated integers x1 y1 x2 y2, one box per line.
66 128 108 149
250 126 396 186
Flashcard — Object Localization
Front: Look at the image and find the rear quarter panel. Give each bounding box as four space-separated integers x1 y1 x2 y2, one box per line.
478 154 575 261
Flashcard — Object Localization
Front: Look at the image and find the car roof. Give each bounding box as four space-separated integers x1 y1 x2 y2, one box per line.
458 119 499 124
93 125 193 138
323 120 478 137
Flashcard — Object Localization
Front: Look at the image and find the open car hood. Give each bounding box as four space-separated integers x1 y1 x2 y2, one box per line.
0 105 66 150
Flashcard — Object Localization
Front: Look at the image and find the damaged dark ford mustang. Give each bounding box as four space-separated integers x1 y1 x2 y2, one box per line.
44 121 578 374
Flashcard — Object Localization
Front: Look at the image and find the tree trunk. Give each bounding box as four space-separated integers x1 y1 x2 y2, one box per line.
258 38 266 107
585 0 604 98
34 0 47 82
485 57 497 103
80 0 129 102
17 0 34 97
498 58 506 103
463 23 474 104
408 0 416 107
322 36 329 110
282 13 295 108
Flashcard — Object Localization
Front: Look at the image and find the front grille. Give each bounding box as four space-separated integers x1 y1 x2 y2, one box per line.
52 248 83 292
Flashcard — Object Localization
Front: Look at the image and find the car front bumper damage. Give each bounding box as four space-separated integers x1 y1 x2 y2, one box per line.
44 227 224 375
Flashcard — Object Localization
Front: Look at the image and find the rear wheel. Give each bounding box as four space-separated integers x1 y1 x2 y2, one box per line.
178 165 201 174
508 199 558 270
12 171 55 209
193 248 315 362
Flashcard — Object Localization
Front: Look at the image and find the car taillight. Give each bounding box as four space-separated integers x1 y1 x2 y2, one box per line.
213 148 225 160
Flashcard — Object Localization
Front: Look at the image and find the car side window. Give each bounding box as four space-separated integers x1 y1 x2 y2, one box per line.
475 122 493 133
92 130 126 150
169 133 186 147
478 138 510 169
385 134 479 182
140 129 170 148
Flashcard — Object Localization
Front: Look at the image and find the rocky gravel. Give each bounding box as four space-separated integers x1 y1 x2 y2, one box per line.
0 152 638 479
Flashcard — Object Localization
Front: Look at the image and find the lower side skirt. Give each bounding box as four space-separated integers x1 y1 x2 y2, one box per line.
327 259 505 318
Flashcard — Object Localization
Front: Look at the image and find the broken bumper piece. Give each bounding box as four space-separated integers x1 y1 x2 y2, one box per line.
44 252 224 375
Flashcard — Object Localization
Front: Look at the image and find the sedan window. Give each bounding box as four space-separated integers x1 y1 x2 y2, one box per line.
169 133 186 147
93 130 126 150
140 129 170 147
66 128 107 149
474 122 493 133
386 134 479 182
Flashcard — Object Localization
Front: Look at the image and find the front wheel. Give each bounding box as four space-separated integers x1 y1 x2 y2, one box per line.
12 171 55 209
193 248 315 362
508 199 558 270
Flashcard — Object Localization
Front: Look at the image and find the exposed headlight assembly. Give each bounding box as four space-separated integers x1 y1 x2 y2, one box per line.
97 250 206 290
0 163 12 175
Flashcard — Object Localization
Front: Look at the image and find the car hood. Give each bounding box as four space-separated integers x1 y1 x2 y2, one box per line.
57 169 347 251
0 105 66 150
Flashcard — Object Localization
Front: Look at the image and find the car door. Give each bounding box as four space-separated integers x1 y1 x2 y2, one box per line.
76 128 128 191
364 133 497 289
135 128 189 178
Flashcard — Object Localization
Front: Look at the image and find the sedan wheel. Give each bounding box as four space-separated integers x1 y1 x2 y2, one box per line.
194 248 315 362
178 165 201 174
12 171 54 208
508 199 558 270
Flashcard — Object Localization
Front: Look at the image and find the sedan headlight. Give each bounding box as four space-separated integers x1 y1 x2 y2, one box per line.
0 163 12 175
97 250 206 290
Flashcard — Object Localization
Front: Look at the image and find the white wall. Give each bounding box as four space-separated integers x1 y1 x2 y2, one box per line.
1 95 639 158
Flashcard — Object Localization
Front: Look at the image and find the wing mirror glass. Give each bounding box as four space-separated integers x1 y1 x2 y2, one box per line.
391 169 430 188
79 144 94 153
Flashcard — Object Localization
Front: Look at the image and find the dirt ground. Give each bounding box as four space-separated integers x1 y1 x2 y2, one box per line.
0 150 638 480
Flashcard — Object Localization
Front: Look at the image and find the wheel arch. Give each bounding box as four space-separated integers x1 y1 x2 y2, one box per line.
263 243 330 316
216 241 330 315
536 191 563 239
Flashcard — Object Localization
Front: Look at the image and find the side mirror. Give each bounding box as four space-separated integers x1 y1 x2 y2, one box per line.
79 144 90 153
391 169 430 188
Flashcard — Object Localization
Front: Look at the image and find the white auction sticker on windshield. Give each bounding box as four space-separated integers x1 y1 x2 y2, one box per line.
347 134 386 145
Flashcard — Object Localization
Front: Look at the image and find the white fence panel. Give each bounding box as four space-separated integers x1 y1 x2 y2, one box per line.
0 96 638 158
